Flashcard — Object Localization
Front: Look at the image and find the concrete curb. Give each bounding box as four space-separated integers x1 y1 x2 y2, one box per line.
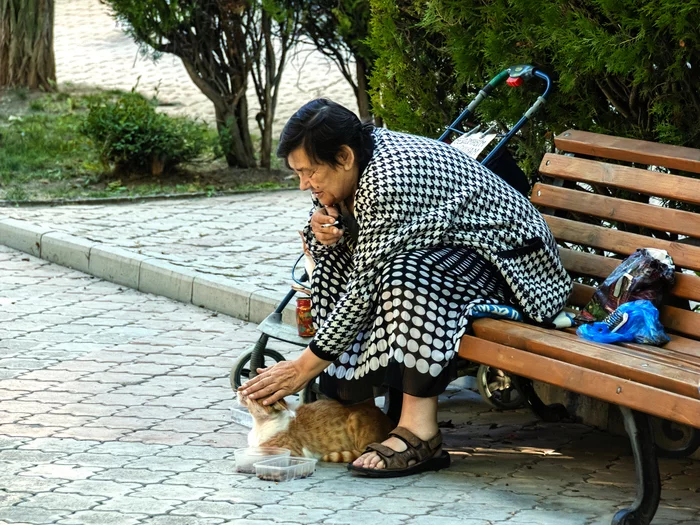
0 216 296 326
0 185 297 208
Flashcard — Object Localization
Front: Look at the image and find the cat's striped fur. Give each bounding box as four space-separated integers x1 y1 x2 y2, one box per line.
238 393 393 463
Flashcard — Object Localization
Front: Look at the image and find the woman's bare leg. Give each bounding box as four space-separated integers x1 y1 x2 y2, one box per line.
353 393 439 469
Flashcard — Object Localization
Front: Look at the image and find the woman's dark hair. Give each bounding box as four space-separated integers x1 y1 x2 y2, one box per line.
277 99 374 173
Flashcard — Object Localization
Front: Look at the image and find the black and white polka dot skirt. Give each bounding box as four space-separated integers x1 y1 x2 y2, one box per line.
311 246 514 401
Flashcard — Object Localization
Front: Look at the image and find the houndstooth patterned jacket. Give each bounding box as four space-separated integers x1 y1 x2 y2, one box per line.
305 128 572 359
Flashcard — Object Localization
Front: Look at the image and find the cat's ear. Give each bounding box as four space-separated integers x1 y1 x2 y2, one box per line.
235 391 248 407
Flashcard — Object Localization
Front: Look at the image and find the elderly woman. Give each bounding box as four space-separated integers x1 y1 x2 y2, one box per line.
239 99 572 477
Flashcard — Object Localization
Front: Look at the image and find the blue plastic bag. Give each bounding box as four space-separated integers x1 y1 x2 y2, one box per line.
576 300 670 346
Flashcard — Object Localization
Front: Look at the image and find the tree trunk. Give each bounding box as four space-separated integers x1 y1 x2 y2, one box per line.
215 102 257 169
259 105 274 170
0 0 56 90
259 10 274 169
252 5 296 169
355 56 371 121
181 56 256 169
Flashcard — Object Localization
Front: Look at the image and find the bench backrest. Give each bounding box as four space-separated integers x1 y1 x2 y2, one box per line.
532 130 700 342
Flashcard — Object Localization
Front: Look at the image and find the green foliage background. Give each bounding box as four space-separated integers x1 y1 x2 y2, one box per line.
82 92 210 173
368 0 700 176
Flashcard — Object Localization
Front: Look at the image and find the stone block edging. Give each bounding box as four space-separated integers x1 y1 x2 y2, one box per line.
0 217 294 324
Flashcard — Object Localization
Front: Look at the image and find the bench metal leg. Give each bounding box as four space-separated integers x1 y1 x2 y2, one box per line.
513 377 570 422
612 407 661 525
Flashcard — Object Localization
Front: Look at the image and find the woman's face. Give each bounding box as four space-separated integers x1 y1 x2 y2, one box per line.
288 146 358 208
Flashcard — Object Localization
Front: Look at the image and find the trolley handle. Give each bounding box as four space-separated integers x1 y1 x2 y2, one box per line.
292 252 309 286
483 65 551 100
438 64 551 143
481 66 551 166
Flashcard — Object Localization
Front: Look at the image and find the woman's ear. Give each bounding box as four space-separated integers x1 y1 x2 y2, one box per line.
336 145 355 171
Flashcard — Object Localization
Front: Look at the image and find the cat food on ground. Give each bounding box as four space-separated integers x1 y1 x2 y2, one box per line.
254 456 317 482
234 447 291 474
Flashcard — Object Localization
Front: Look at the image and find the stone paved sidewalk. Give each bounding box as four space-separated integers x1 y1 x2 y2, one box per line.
55 0 357 132
2 245 700 524
4 191 309 298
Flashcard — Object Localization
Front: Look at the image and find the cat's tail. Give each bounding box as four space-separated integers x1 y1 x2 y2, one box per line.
321 450 362 463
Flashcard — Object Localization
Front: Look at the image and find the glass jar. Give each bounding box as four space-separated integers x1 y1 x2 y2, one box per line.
296 298 316 337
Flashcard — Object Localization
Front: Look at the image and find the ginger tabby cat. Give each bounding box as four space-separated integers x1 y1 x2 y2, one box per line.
238 392 393 463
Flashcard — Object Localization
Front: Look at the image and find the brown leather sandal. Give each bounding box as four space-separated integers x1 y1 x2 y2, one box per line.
347 426 451 478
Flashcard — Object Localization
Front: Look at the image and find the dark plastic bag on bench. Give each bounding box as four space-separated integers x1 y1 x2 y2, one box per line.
577 248 675 323
577 300 670 346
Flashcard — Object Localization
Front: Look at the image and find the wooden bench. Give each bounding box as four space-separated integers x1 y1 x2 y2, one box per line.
458 130 700 525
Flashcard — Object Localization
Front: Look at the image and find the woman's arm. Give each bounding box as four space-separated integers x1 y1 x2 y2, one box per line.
237 347 330 405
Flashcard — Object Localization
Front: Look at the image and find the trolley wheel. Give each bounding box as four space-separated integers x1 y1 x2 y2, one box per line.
476 364 526 410
650 417 700 458
230 346 285 391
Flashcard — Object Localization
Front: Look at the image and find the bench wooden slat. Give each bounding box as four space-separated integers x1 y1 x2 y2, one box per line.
554 325 700 369
484 318 700 378
558 322 700 363
545 216 700 272
532 184 700 239
532 324 700 379
459 334 700 428
539 154 700 206
558 247 619 279
470 319 700 399
570 282 595 306
616 337 700 368
554 129 700 174
640 334 700 360
558 248 700 302
660 306 700 340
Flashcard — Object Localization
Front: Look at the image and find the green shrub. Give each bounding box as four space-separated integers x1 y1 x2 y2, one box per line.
82 92 210 174
368 0 700 177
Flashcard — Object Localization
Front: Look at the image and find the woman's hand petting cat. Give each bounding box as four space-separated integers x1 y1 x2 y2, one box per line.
240 361 307 404
238 348 330 405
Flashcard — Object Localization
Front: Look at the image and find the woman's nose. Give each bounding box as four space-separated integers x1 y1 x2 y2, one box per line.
299 174 311 191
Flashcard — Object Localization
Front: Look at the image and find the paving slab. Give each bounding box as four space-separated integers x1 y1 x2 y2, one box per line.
54 0 358 134
1 243 699 525
2 191 310 326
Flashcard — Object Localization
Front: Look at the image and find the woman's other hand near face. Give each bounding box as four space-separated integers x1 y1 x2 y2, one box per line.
311 207 343 245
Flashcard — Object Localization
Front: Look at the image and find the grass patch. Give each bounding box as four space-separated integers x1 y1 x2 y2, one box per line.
0 92 99 186
0 88 294 202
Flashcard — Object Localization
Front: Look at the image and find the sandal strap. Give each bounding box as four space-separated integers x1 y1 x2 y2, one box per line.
389 426 442 454
364 442 396 458
362 441 418 470
361 428 445 471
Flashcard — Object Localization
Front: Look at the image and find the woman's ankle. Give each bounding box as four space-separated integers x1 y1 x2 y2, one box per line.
396 394 439 440
395 422 439 441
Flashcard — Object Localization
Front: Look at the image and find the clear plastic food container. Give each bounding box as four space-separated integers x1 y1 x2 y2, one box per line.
254 456 317 482
234 447 290 474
